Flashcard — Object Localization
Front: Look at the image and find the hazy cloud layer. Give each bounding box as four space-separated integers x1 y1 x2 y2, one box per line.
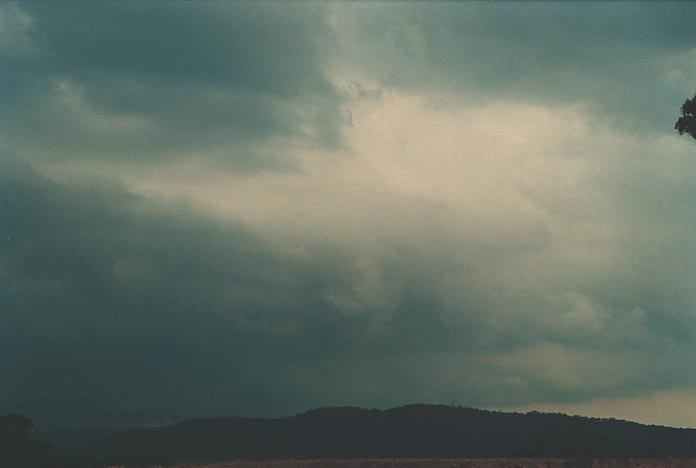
0 2 343 169
2 2 696 427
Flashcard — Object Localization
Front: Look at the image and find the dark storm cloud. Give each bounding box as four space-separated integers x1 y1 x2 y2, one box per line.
0 155 325 420
337 1 696 132
4 1 694 165
0 153 459 424
3 1 696 428
3 149 696 426
0 2 343 166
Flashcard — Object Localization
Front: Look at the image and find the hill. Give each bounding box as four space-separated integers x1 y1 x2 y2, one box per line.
86 405 696 464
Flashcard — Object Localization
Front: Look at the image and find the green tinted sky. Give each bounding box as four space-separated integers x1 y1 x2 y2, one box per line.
2 1 696 428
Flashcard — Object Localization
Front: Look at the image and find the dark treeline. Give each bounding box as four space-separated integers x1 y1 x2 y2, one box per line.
84 405 696 465
5 405 696 467
0 414 99 468
0 414 51 468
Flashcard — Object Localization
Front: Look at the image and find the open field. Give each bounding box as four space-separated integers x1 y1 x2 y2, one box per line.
159 459 696 468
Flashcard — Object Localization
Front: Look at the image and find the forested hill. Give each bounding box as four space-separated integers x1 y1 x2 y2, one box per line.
87 405 696 464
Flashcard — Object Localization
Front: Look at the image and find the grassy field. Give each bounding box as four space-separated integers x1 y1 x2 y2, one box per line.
158 459 696 468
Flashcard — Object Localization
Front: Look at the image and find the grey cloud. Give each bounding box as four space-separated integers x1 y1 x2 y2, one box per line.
3 150 696 427
333 2 696 132
3 1 696 429
0 2 344 167
0 154 460 425
27 3 330 95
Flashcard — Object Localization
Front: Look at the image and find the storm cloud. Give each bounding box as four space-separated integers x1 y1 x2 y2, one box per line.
2 1 696 429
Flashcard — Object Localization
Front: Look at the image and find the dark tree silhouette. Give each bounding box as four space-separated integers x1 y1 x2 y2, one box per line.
675 93 696 139
0 414 52 467
87 405 696 463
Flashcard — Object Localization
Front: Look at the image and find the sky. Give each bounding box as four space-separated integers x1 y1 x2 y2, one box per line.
2 1 696 429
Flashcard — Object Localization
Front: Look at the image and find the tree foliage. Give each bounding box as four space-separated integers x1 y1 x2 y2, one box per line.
0 414 52 467
675 93 696 139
